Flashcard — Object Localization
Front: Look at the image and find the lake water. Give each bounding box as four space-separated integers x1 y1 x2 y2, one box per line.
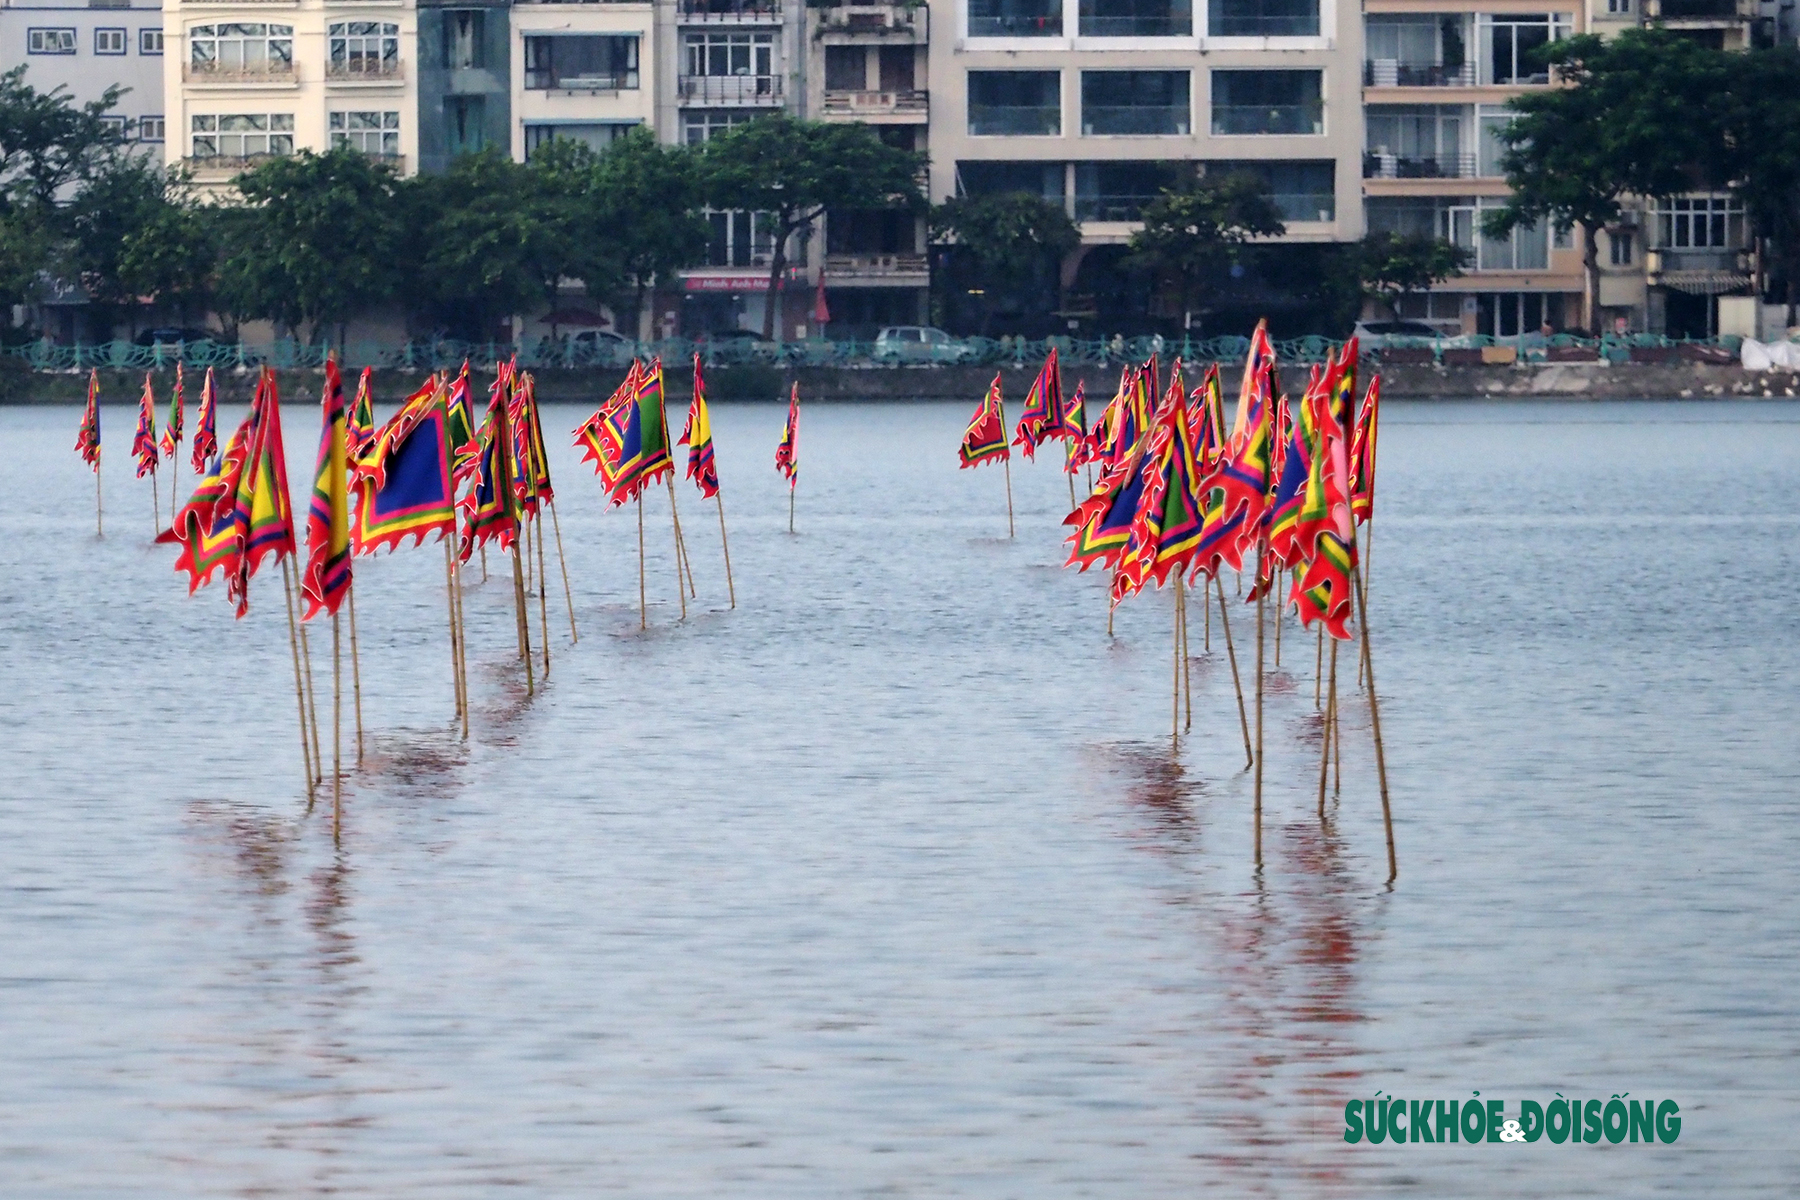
2 397 1797 1197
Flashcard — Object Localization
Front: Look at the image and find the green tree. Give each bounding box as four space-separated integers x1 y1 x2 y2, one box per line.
591 130 708 339
1483 29 1729 331
1122 171 1285 322
117 174 219 328
702 114 923 339
220 147 403 342
1718 46 1800 325
1353 231 1470 319
66 154 167 324
928 192 1079 335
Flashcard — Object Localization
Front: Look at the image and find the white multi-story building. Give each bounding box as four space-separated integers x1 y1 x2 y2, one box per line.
161 0 419 184
2 0 167 144
511 0 654 160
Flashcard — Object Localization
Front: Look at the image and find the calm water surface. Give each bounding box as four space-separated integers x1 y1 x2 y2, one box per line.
2 397 1797 1197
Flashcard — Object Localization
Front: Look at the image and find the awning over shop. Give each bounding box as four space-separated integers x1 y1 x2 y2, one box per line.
1657 270 1751 295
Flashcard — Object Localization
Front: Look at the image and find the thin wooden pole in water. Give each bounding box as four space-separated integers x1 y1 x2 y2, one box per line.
451 548 469 740
1253 553 1266 871
1203 575 1211 651
1273 566 1283 667
480 543 488 583
442 535 467 719
281 556 315 810
510 530 534 698
1171 582 1181 740
347 587 364 764
95 466 103 538
292 559 323 787
788 484 795 535
1179 577 1192 732
1352 561 1396 882
149 466 160 537
1315 624 1324 709
548 498 577 642
1357 518 1376 689
535 512 551 677
1213 573 1253 770
169 452 180 523
666 477 688 621
1002 454 1015 539
637 492 647 630
715 492 736 609
332 610 342 845
1318 637 1338 817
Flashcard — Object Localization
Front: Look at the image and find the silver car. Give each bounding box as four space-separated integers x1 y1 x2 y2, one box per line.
873 326 973 363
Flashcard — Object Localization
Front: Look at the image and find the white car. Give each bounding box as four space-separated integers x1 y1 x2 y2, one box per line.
873 326 973 363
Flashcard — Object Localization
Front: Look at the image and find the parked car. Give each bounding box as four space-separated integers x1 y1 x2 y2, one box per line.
133 326 217 347
873 326 973 363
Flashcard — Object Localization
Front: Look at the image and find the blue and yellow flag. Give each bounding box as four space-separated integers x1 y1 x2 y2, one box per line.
351 378 456 555
680 355 721 499
302 359 353 620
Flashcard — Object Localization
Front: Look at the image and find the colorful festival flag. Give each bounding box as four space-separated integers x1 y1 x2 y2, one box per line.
132 374 159 479
226 371 299 617
159 363 184 460
1351 372 1380 526
680 355 721 499
1112 362 1206 603
1292 357 1358 639
156 412 253 594
574 359 642 491
75 370 101 469
447 361 478 473
1011 347 1063 459
1209 345 1278 571
460 387 518 561
1266 369 1324 569
1058 381 1089 471
961 375 1010 469
590 357 674 507
191 367 218 474
775 383 799 486
350 378 456 555
347 366 376 458
1064 433 1152 573
301 359 353 620
521 371 555 504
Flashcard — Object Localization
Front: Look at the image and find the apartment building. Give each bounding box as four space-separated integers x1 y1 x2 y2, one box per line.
930 0 1363 334
3 0 167 143
160 0 418 185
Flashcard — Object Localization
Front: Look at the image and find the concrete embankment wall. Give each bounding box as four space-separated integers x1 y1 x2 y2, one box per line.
11 360 1800 405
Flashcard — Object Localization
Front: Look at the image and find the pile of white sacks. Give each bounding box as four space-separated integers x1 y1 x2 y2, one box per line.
1741 336 1800 371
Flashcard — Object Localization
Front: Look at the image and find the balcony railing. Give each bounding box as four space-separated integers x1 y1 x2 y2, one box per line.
967 11 1062 36
1211 104 1321 136
1652 0 1746 17
1075 194 1157 222
678 74 783 104
823 252 929 277
1363 61 1477 88
526 70 637 91
677 0 782 21
1078 14 1191 36
1083 106 1189 136
1362 151 1479 179
821 89 928 117
182 153 290 173
183 61 298 83
1271 192 1335 223
967 104 1058 136
326 60 403 81
816 4 926 36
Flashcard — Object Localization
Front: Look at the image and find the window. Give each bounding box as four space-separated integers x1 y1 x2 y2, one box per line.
681 32 777 101
683 110 753 144
1080 0 1191 38
525 35 640 90
704 210 775 267
330 111 399 157
1209 0 1317 37
1211 70 1322 136
1364 16 1470 86
967 71 1060 136
968 0 1062 37
444 11 487 70
96 28 127 55
329 22 399 78
189 24 295 77
1364 106 1466 178
1607 0 1631 12
139 28 163 55
1082 71 1189 136
1209 160 1335 222
1478 15 1569 86
138 115 166 143
97 115 128 138
825 46 866 92
28 29 77 55
1477 105 1511 176
525 123 635 155
1477 293 1563 337
1609 229 1634 266
1074 160 1180 221
447 95 485 154
1654 196 1746 249
954 160 1065 200
190 113 295 162
1449 197 1548 270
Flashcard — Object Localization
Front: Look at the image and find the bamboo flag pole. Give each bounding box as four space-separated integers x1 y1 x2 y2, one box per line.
1253 552 1266 870
96 466 103 538
548 498 578 641
1064 442 1077 508
442 535 466 717
293 559 323 787
1351 561 1396 882
1315 624 1325 708
150 465 160 537
480 543 488 583
1357 519 1376 688
332 610 343 845
1332 672 1342 797
715 492 736 609
637 492 648 630
170 450 180 521
788 483 795 535
1273 566 1283 667
451 548 469 740
1002 452 1015 538
511 527 534 697
1317 638 1338 817
534 510 551 676
1204 575 1211 651
281 554 316 808
665 478 688 620
347 587 364 764
1171 581 1181 740
1213 573 1253 770
1179 576 1192 732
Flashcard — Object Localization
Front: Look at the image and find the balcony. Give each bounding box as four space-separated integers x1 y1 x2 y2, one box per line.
967 0 1062 37
678 74 783 105
967 103 1058 136
1078 0 1191 37
1211 103 1321 136
1363 61 1477 88
677 0 782 22
326 60 403 83
1083 105 1189 136
1363 151 1478 179
183 61 298 85
1650 0 1750 16
821 89 928 119
815 4 928 40
822 252 929 280
527 69 636 91
182 153 289 176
